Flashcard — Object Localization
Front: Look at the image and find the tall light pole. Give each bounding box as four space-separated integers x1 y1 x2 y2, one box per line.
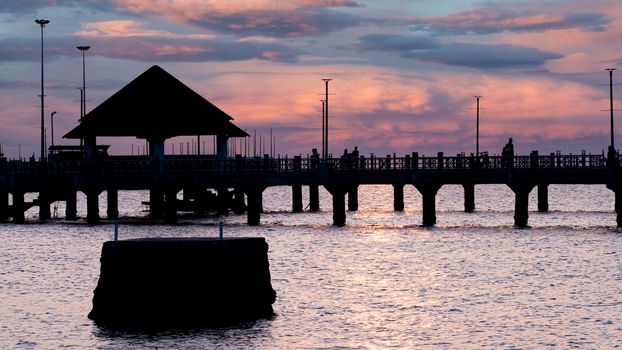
77 46 90 120
474 95 482 157
50 111 57 147
321 99 325 158
35 18 50 161
607 68 616 149
322 79 331 159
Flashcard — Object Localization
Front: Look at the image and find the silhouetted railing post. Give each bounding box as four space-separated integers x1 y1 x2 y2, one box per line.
437 152 444 170
412 152 419 170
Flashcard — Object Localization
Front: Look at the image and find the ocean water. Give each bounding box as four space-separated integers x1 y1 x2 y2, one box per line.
1 184 621 349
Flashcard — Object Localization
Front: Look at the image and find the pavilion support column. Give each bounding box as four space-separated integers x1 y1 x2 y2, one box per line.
12 191 25 224
65 191 77 220
415 184 442 227
245 186 265 226
150 188 164 219
393 184 404 212
164 188 178 224
509 184 535 228
38 191 51 220
325 185 348 227
537 184 549 213
107 189 119 219
348 185 359 212
0 189 8 222
84 135 97 160
463 184 475 213
86 189 100 224
309 185 320 212
292 185 303 213
217 134 229 172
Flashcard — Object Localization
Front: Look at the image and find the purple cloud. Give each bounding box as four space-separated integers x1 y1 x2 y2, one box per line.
356 34 440 52
402 43 563 69
409 7 609 35
0 36 302 63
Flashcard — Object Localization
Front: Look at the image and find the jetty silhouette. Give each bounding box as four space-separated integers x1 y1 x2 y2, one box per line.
0 66 620 228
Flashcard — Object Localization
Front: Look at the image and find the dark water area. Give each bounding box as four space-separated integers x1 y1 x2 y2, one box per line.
1 185 621 349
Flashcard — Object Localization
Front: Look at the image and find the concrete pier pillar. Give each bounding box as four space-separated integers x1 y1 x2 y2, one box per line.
149 188 164 219
325 185 348 227
86 190 100 224
232 187 246 214
415 184 442 226
0 190 8 222
38 191 51 220
12 191 25 224
509 184 535 227
107 189 119 219
216 187 230 216
537 184 549 213
65 191 77 220
393 184 404 212
347 185 358 211
309 185 320 212
463 184 475 213
164 189 178 224
292 185 303 213
245 187 264 226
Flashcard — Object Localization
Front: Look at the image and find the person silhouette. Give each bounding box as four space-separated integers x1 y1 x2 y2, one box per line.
502 138 514 168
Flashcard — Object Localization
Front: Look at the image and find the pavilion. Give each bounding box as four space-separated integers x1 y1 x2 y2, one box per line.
64 65 248 159
63 65 249 222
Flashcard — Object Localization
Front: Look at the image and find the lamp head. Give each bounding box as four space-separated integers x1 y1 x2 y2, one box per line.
35 19 50 26
606 68 617 72
77 45 91 52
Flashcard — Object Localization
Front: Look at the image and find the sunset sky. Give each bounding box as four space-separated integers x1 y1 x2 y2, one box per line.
1 0 621 158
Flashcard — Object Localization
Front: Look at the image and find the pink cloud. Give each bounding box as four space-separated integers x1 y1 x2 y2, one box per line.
108 0 359 37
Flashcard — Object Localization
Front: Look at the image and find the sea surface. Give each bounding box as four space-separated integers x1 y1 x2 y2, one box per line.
1 184 621 349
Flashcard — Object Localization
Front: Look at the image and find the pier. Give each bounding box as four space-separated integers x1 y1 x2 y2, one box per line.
1 65 619 227
0 151 619 227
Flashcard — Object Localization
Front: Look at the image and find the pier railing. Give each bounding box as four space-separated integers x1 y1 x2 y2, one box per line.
0 153 612 176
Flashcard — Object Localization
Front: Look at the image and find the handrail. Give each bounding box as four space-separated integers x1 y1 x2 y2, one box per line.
0 153 614 176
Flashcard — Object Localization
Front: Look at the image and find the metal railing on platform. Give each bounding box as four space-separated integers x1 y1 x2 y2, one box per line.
0 153 614 176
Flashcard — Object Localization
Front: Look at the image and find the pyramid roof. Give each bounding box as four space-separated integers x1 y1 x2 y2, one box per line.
64 65 248 140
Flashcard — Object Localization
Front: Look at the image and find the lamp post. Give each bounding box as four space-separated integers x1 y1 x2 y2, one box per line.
607 68 616 149
474 95 482 157
321 99 325 158
50 111 57 147
77 46 90 119
322 79 331 159
35 18 50 161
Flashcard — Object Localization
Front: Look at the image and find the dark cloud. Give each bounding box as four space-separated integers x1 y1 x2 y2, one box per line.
402 43 563 69
356 34 439 52
0 80 38 90
186 8 359 37
0 0 110 13
409 7 609 35
0 36 302 63
296 0 362 7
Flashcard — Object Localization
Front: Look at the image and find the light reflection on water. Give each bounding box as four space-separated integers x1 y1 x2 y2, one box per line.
1 185 621 349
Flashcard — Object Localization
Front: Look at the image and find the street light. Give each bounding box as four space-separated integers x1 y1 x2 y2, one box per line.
606 68 616 149
35 18 50 161
322 78 331 159
474 95 482 157
50 111 57 147
77 46 90 120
